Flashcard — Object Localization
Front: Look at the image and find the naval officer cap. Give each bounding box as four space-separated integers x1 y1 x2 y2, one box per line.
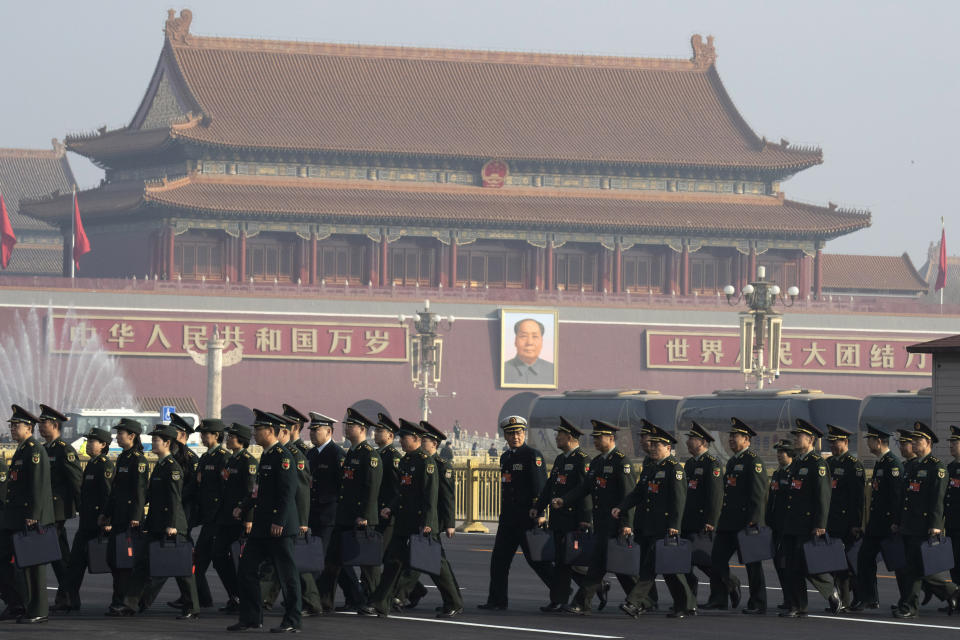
282 404 309 424
419 420 446 442
555 416 583 438
309 412 336 428
729 417 757 437
376 413 400 434
38 404 69 423
685 420 714 443
500 415 527 433
912 421 938 443
8 404 39 425
344 407 375 428
589 419 619 436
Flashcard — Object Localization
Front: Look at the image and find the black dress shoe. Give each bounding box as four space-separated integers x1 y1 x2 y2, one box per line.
219 599 241 613
620 602 642 619
105 606 136 617
730 588 742 610
0 607 25 621
700 602 727 610
301 609 318 618
828 590 843 615
334 605 355 612
356 606 378 616
436 607 463 618
407 583 429 608
778 609 806 618
562 604 587 615
477 603 506 611
167 599 186 609
948 593 960 615
539 603 563 613
50 604 76 614
269 625 301 633
921 588 933 606
666 610 686 619
598 581 611 610
16 616 48 624
177 612 200 620
226 623 263 632
892 608 917 619
742 607 766 615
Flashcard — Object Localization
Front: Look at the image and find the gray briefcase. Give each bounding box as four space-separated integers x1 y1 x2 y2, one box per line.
13 526 61 568
409 534 442 575
87 536 111 574
803 535 847 574
737 526 773 564
525 528 556 563
655 535 693 575
920 535 954 576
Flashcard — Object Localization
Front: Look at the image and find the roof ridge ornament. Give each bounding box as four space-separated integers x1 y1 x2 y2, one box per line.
165 8 193 44
690 34 716 68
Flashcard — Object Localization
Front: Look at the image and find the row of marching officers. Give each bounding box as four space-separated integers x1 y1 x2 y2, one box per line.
0 403 461 631
478 414 960 620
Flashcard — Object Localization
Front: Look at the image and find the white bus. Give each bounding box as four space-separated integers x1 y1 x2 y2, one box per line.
68 409 204 454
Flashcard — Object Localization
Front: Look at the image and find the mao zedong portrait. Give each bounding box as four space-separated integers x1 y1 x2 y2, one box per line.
503 318 555 385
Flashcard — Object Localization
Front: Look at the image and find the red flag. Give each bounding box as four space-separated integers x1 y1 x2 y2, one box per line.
935 228 947 291
0 194 16 269
73 191 91 270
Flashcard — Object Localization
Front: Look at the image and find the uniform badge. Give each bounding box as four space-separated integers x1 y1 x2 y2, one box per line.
818 467 826 477
676 471 683 480
584 463 590 472
426 463 435 474
138 462 146 473
222 469 230 481
67 452 76 462
939 469 946 479
623 464 631 475
713 468 721 477
249 464 257 475
445 469 453 479
297 461 305 471
171 470 182 481
105 469 114 479
0 472 6 482
281 458 291 470
31 452 40 464
394 458 400 468
536 457 543 467
754 463 762 474
892 468 900 477
370 458 379 468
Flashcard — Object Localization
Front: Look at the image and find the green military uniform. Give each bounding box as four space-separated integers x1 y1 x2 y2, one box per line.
535 417 591 608
680 422 723 599
706 418 767 613
766 440 793 608
564 420 638 613
211 423 257 608
893 422 959 617
234 410 302 631
945 426 960 587
192 420 230 608
854 424 902 608
61 428 115 610
103 419 149 610
0 406 55 621
39 404 83 609
123 425 200 616
825 425 865 608
778 420 837 616
0 452 7 505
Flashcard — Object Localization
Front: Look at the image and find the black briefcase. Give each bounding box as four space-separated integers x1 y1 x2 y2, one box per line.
844 537 862 574
606 535 642 574
655 535 693 575
525 528 556 563
340 529 383 567
114 531 139 569
409 534 442 575
148 538 194 578
689 532 714 567
803 535 847 574
563 531 594 566
880 533 907 571
13 526 61 568
737 526 773 564
920 535 955 576
293 534 325 573
87 536 111 574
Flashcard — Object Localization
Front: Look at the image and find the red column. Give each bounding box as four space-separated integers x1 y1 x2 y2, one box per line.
534 247 543 290
449 240 458 286
545 240 554 291
380 235 389 286
438 241 449 287
223 234 234 282
681 243 690 295
665 248 675 294
748 247 757 282
239 231 247 282
309 233 318 284
814 248 823 300
599 247 610 292
366 238 377 286
297 237 309 283
151 230 161 278
167 226 176 280
614 242 622 293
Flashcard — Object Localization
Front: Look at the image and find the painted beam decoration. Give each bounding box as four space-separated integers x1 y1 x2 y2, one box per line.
50 314 408 362
646 330 933 376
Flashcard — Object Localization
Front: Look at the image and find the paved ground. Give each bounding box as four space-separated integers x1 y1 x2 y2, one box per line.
10 523 960 639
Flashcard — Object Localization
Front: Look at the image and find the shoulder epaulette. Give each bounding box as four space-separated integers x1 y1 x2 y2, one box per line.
849 454 859 462
745 450 758 458
930 456 941 464
612 450 625 459
25 440 34 448
577 449 588 458
359 442 372 451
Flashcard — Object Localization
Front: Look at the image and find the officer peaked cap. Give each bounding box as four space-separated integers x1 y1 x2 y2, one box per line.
377 413 400 434
8 404 39 425
643 421 677 445
252 408 277 428
685 420 714 443
556 416 583 438
912 421 938 443
269 412 295 429
826 424 852 440
863 423 891 439
500 415 527 432
729 417 757 437
85 427 112 445
282 403 309 424
949 425 960 442
169 412 194 433
227 422 253 442
38 404 69 423
148 424 179 441
197 418 226 433
419 420 446 442
344 407 375 428
791 418 823 438
590 419 619 436
397 417 423 437
113 418 143 435
309 412 336 427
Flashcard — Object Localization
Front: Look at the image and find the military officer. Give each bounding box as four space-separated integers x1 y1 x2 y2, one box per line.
851 423 902 611
307 412 365 613
361 420 462 618
37 404 82 611
374 414 403 563
318 408 382 611
558 420 637 615
0 405 54 623
825 424 865 610
119 424 200 619
533 417 592 612
767 439 793 610
777 419 840 618
57 427 115 611
228 409 302 633
211 422 257 613
100 418 148 613
282 404 312 459
704 418 766 614
479 415 554 611
945 426 960 589
190 418 230 609
892 422 959 618
0 446 7 505
680 421 722 601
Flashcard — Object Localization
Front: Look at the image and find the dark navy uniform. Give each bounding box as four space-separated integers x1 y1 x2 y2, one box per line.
482 416 553 609
766 440 793 607
680 422 723 598
212 424 257 607
945 426 960 587
825 425 865 609
707 418 767 612
564 420 637 613
193 426 230 608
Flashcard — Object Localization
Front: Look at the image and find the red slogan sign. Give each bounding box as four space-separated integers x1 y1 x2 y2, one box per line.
646 330 933 376
50 314 408 362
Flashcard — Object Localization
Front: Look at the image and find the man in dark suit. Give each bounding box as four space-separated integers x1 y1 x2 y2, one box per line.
945 426 960 592
0 405 55 623
767 439 793 610
228 410 302 633
192 419 230 609
825 424 865 610
680 421 722 602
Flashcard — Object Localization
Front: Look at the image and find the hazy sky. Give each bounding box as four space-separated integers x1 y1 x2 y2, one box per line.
2 0 955 265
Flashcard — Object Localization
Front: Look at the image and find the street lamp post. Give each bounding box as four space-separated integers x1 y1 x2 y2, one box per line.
724 266 799 389
399 300 455 420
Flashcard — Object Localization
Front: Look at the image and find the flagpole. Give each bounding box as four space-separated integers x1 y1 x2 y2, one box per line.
71 185 76 279
942 216 945 307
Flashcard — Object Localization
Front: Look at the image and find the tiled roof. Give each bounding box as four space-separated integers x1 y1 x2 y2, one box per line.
21 174 870 239
821 253 928 293
0 144 74 231
2 243 62 275
906 334 960 354
136 396 201 416
69 15 822 173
